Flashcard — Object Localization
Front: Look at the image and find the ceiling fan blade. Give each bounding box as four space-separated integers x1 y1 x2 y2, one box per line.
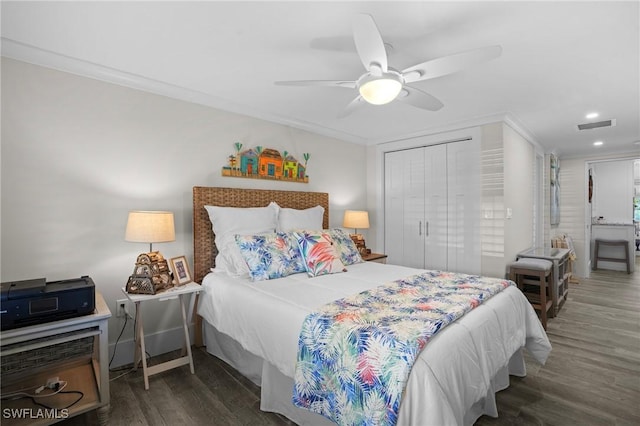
396 86 444 111
353 14 388 73
275 80 357 88
402 45 502 83
337 96 365 118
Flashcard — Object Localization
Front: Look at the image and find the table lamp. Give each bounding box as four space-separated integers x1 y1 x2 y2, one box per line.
125 211 175 294
343 210 370 254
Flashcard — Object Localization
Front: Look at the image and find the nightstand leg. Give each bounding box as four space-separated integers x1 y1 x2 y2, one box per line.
181 292 197 357
179 294 195 374
133 302 142 369
134 302 150 390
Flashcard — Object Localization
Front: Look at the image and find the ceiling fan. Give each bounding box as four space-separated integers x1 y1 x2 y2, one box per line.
275 14 502 118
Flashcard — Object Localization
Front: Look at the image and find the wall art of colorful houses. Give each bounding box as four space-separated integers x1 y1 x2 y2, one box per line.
222 143 310 183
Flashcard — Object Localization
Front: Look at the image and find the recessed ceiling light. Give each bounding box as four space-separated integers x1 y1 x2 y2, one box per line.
593 141 604 146
586 112 599 119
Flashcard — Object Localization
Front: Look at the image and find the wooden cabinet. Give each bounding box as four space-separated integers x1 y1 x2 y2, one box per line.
384 140 481 274
0 293 110 425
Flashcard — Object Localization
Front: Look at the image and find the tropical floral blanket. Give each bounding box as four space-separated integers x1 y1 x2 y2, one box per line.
292 270 513 426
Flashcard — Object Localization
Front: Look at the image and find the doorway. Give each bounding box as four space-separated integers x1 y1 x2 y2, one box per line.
583 157 639 277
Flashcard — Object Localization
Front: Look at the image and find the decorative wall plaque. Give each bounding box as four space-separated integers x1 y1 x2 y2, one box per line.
222 142 310 183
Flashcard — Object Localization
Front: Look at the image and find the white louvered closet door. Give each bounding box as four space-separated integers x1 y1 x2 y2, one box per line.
384 140 480 273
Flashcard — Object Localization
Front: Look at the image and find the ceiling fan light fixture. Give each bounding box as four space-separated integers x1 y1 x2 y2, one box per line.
358 72 402 105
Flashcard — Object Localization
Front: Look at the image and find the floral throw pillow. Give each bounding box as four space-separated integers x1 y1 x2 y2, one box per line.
327 228 364 266
293 231 347 277
235 232 306 281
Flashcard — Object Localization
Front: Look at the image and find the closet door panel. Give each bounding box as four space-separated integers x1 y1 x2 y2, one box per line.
384 148 426 268
384 150 406 266
424 144 448 270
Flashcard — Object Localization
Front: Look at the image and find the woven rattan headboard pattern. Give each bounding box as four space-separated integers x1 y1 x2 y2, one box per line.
192 186 329 283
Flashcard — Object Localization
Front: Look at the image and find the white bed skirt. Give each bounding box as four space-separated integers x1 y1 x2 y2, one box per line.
203 321 525 426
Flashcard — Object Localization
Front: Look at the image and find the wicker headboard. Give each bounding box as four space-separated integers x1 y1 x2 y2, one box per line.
192 186 329 284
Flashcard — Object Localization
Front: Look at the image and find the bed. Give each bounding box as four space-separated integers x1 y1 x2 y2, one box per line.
193 186 551 426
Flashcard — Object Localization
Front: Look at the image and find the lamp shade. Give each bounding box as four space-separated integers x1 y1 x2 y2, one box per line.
125 211 175 244
343 210 370 230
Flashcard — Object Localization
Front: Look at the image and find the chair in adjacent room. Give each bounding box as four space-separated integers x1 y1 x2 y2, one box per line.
509 258 555 330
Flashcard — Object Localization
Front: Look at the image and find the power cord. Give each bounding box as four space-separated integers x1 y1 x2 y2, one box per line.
31 391 83 410
1 378 84 410
108 312 139 381
109 312 128 369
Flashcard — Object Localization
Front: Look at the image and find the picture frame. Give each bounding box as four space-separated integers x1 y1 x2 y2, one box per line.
170 256 192 286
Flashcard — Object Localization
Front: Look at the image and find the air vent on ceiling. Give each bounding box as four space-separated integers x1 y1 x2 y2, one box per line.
576 119 616 131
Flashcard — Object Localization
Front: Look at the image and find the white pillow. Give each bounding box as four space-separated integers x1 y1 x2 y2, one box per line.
276 204 325 232
204 202 278 276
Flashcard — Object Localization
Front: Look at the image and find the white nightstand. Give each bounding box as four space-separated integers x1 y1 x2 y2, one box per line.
121 282 201 390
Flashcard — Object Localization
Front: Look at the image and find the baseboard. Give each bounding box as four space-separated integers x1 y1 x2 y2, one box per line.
108 324 196 369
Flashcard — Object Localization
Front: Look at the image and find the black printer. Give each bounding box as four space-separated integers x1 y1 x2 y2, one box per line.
0 276 95 331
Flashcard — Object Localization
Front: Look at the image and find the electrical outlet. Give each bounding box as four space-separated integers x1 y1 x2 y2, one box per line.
46 376 60 389
116 299 128 318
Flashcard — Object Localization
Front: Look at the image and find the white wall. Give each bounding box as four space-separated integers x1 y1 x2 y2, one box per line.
503 123 535 269
479 122 536 278
1 58 366 363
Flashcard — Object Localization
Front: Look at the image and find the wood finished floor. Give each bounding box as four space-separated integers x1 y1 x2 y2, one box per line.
65 258 640 426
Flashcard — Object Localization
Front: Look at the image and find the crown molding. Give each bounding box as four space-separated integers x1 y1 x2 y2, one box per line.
1 38 368 146
369 111 541 147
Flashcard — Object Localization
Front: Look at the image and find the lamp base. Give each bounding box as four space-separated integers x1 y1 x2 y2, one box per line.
125 251 173 294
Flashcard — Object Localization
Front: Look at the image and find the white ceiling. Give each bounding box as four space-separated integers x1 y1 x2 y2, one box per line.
2 1 639 158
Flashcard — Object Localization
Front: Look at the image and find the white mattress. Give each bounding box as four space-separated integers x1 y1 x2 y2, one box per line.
198 262 551 425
